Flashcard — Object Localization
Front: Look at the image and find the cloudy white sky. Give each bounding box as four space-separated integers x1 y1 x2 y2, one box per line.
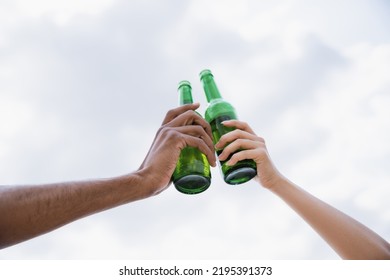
0 0 389 259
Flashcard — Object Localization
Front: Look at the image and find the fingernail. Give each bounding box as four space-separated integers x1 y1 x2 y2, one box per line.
218 153 226 161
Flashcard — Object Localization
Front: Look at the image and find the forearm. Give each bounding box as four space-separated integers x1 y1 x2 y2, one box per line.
271 178 390 259
0 172 149 249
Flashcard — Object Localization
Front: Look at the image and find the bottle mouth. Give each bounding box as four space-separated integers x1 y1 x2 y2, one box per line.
199 69 213 80
178 80 191 90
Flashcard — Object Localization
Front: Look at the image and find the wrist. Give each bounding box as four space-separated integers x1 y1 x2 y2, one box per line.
268 175 290 193
257 171 285 190
134 166 171 198
107 172 156 204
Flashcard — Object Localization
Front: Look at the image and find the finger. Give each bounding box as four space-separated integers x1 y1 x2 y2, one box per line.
215 129 263 150
220 120 255 134
162 103 200 125
165 110 213 140
173 125 215 154
182 134 217 167
225 149 257 166
159 126 216 166
218 138 260 161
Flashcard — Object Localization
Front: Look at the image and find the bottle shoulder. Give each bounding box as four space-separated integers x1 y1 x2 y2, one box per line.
205 99 236 122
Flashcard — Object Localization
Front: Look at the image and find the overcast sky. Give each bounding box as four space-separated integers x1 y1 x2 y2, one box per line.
1 0 389 259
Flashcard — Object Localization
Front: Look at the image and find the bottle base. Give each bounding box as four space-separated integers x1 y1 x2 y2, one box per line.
174 175 211 194
224 167 256 185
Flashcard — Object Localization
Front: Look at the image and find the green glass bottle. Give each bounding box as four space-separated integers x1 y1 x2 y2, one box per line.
200 69 257 185
172 80 211 194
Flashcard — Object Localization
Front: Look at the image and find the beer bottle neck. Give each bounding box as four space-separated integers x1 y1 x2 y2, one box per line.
178 80 193 105
200 69 222 102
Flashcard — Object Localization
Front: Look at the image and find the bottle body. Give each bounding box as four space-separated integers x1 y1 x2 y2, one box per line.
172 80 211 194
200 70 257 185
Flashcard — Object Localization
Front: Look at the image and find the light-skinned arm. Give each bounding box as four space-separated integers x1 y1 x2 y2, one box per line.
216 119 390 260
0 103 216 249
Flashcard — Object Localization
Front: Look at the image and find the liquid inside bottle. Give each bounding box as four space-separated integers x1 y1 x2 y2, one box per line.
173 146 211 194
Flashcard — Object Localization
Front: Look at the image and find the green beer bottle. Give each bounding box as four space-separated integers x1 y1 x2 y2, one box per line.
200 69 257 185
172 80 211 194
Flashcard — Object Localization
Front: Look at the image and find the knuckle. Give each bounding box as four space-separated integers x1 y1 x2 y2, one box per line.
159 125 170 133
230 153 241 162
187 124 204 136
191 123 201 130
183 109 195 117
156 126 167 135
160 126 177 139
234 129 245 137
255 135 265 143
195 137 204 146
241 121 249 128
181 110 196 124
166 108 176 119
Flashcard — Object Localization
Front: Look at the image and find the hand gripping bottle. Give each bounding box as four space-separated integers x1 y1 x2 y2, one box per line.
200 70 256 185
